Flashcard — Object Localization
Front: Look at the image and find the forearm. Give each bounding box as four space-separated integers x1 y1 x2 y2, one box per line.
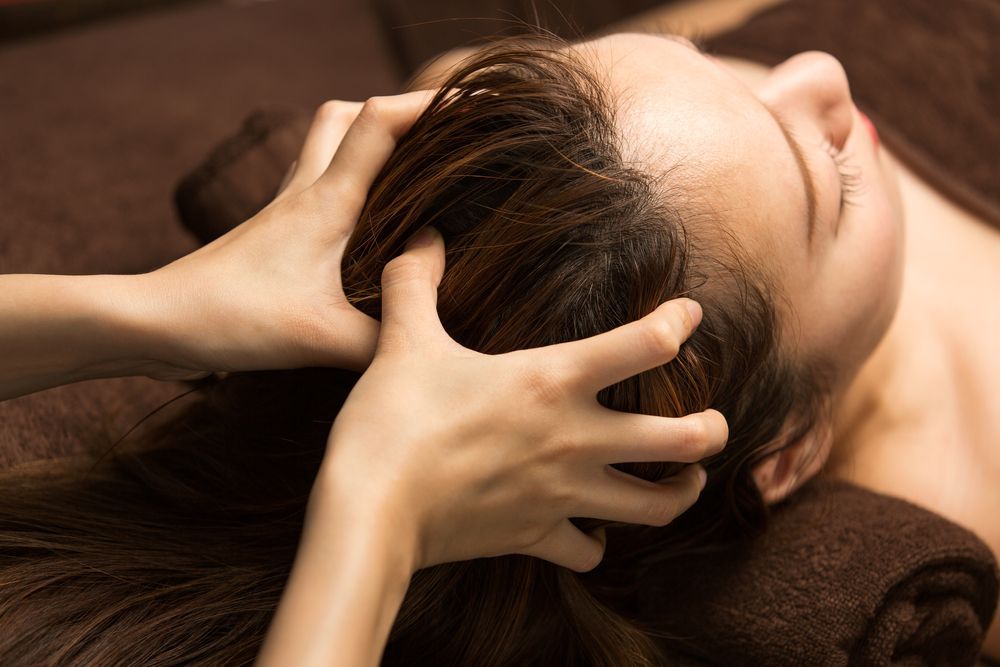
0 273 158 401
257 474 416 667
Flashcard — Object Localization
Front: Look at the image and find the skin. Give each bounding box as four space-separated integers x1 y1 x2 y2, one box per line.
255 37 909 664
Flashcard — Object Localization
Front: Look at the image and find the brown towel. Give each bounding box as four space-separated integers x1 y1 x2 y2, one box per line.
705 0 1000 231
174 108 312 245
636 476 999 666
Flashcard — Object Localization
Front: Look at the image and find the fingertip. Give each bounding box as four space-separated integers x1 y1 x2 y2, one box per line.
577 536 606 573
682 299 703 329
694 464 708 491
701 408 730 452
404 225 441 250
404 226 446 285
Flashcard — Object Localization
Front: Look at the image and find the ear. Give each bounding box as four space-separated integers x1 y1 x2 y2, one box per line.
751 425 833 505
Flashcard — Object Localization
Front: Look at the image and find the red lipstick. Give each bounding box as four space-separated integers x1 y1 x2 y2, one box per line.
859 110 879 149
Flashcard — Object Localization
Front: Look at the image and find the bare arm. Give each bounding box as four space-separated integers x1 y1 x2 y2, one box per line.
0 273 184 402
254 478 416 667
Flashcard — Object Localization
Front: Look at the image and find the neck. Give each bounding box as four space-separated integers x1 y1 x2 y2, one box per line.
826 300 918 474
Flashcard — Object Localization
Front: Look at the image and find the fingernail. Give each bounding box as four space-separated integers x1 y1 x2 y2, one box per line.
407 226 438 249
683 299 703 328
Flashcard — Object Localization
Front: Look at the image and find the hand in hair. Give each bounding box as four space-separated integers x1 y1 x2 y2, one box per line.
326 225 727 571
0 92 437 403
259 226 727 667
139 90 438 379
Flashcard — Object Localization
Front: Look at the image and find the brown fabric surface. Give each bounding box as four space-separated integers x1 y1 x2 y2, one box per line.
640 476 1000 666
175 109 312 245
0 0 398 468
705 0 1000 231
0 0 205 44
372 0 674 79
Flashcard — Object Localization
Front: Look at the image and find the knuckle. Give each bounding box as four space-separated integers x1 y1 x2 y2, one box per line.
315 99 349 123
639 319 681 360
642 494 680 527
683 412 727 458
554 358 586 390
381 254 428 287
516 524 551 552
681 418 711 456
358 96 389 125
672 413 724 461
575 549 603 573
542 434 578 464
546 479 577 514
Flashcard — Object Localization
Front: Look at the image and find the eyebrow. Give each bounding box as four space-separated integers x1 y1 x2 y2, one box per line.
759 102 819 244
656 32 819 242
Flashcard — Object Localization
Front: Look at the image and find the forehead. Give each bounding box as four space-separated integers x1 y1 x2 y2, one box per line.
565 33 807 274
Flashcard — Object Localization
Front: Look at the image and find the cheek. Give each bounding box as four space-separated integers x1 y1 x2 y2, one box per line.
798 165 904 382
826 165 905 373
853 158 905 326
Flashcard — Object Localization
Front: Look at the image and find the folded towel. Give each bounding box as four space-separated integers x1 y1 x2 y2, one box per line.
174 108 310 245
636 476 999 666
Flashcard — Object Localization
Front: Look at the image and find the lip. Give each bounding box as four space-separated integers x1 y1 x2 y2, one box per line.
858 110 879 150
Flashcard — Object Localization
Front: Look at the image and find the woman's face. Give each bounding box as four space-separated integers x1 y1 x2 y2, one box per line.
570 33 905 391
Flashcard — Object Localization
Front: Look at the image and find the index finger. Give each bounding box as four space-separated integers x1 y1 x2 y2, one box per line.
552 298 703 394
316 89 438 211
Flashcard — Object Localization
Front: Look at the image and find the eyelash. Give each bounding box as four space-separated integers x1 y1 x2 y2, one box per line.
826 144 864 211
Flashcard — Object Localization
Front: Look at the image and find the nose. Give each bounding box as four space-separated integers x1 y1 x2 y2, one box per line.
755 51 856 150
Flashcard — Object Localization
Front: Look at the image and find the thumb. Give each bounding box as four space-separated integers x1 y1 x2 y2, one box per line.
378 226 448 349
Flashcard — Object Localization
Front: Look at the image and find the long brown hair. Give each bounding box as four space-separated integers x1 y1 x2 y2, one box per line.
0 36 824 666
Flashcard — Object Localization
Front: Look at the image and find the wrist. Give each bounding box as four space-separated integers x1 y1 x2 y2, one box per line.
0 273 161 392
75 272 197 380
257 466 417 667
311 461 422 578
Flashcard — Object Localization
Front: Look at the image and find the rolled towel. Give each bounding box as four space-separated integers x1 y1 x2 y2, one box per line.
174 107 309 245
635 476 999 666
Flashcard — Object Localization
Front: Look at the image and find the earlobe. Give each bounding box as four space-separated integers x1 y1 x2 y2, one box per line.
751 427 832 505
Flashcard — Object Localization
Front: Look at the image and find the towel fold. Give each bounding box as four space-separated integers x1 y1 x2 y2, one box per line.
636 477 999 666
174 108 310 245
